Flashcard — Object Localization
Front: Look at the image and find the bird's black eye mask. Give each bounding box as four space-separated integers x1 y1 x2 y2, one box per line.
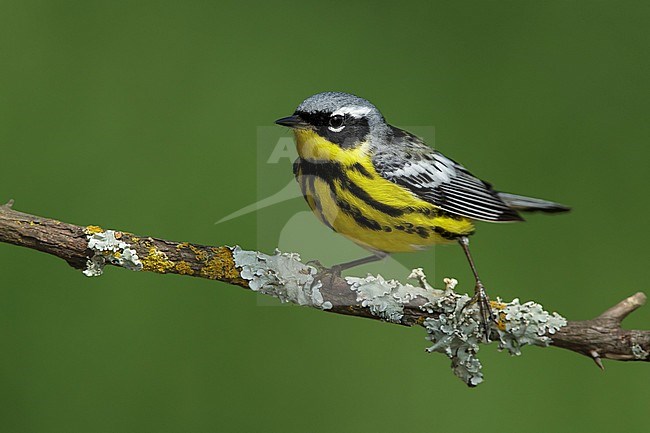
295 110 371 149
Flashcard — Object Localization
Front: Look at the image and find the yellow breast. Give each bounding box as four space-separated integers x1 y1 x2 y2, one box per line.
293 129 475 253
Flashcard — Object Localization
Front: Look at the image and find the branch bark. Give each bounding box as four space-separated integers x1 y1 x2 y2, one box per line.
1 200 648 385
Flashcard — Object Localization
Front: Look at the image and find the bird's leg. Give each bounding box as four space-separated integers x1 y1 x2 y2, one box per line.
314 252 388 290
311 252 387 289
458 236 495 341
330 251 388 275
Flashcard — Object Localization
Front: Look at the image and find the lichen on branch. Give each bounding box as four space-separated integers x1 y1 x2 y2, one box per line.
0 200 648 387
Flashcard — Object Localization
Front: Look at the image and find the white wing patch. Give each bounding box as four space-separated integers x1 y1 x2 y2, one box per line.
373 128 522 222
383 154 455 188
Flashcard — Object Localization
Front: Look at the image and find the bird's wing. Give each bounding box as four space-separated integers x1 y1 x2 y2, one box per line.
372 127 522 222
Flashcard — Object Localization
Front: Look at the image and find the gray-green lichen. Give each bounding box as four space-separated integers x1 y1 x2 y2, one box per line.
231 246 332 310
348 269 567 387
346 271 443 323
631 343 649 360
420 280 484 386
495 298 567 356
346 271 486 386
231 247 568 387
83 230 142 277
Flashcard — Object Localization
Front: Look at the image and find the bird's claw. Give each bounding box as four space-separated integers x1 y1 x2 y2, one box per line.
306 259 326 272
461 282 496 342
309 261 343 288
306 260 343 277
329 264 343 277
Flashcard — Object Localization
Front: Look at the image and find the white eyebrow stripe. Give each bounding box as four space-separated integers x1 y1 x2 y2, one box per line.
331 106 373 118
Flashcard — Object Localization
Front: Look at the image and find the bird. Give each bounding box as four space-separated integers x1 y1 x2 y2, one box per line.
275 91 569 337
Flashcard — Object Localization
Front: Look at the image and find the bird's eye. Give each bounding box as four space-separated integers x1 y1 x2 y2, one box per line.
328 115 345 132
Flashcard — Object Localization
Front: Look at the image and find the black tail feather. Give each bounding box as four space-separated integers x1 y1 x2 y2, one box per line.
498 192 571 214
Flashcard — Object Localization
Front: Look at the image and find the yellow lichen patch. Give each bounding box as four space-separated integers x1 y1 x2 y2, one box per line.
490 300 506 310
189 244 209 263
141 246 175 273
121 233 140 245
85 225 104 234
176 242 189 249
200 247 242 282
494 312 507 331
490 300 507 330
175 261 194 275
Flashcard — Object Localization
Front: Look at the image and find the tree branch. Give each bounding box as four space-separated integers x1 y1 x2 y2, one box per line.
1 200 648 386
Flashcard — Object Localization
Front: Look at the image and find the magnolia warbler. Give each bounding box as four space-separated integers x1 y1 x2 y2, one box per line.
276 92 569 336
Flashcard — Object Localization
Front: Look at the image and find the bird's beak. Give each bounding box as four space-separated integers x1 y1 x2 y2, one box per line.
275 114 309 129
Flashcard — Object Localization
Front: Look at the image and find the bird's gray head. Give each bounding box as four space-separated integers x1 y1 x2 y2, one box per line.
275 92 390 149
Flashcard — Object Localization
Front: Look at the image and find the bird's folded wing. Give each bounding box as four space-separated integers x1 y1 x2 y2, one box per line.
373 129 522 222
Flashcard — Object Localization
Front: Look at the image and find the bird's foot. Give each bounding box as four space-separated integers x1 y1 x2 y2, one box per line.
461 281 496 342
306 259 326 273
308 261 343 287
329 264 343 277
321 265 343 288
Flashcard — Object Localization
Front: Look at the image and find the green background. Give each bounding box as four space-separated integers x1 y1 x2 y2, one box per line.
1 1 649 432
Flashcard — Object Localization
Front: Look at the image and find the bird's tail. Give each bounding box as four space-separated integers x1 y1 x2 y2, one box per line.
498 192 571 214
